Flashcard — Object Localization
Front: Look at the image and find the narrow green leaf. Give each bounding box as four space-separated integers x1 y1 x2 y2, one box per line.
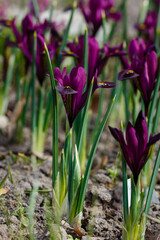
68 128 73 213
72 145 81 194
32 0 39 20
7 162 13 184
83 27 88 77
44 43 58 188
121 155 128 224
57 2 77 66
138 0 150 24
0 173 9 189
77 96 116 214
148 71 160 136
77 78 93 154
144 148 160 215
152 95 160 134
43 90 52 132
1 51 16 114
69 178 83 224
59 149 67 206
155 4 160 52
31 32 37 152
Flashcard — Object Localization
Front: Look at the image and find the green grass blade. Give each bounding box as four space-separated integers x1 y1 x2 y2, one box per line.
57 2 77 67
122 154 128 224
1 51 16 115
148 71 160 136
44 43 58 188
32 0 39 20
37 87 43 138
21 78 31 127
90 72 105 144
144 148 160 215
68 128 73 213
102 11 107 43
31 32 37 152
59 149 67 206
77 96 116 214
7 162 13 184
139 0 150 24
152 95 160 134
77 78 93 154
72 145 81 194
43 89 52 132
83 27 88 78
0 173 9 189
155 4 160 50
107 2 124 41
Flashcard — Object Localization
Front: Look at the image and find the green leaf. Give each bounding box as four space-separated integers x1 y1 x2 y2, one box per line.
0 173 9 189
7 162 13 184
72 145 81 194
44 43 58 188
77 96 116 214
57 2 77 66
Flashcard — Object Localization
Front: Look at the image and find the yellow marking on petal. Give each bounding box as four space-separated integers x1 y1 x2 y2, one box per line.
5 20 12 26
17 43 22 47
139 24 146 30
126 70 134 74
68 51 74 55
66 86 70 88
115 49 119 53
109 7 116 14
98 83 108 86
42 50 45 54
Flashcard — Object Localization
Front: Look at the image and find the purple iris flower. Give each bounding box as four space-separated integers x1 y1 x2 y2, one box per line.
109 110 160 185
79 0 121 36
54 66 117 127
62 35 126 87
118 38 158 116
135 11 158 43
36 34 57 85
0 14 59 85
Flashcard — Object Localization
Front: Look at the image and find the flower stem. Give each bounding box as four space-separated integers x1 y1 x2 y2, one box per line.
31 32 37 153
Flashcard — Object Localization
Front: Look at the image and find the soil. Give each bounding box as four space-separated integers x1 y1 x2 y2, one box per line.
0 119 160 240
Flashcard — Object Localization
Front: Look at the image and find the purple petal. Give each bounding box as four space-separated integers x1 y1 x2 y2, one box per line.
148 133 160 147
96 81 118 88
118 69 139 81
56 86 77 95
126 122 138 169
108 126 131 167
128 38 140 61
146 51 157 88
54 67 64 85
134 110 148 155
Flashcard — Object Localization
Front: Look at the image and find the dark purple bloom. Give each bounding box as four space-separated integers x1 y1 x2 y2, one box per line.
118 38 158 116
54 66 117 127
54 66 87 127
109 110 160 185
135 11 158 43
36 34 57 85
79 0 121 36
62 35 126 87
0 14 59 85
